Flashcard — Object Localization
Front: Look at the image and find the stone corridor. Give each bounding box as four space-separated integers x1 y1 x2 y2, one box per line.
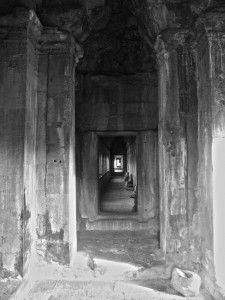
1 0 225 299
100 176 136 213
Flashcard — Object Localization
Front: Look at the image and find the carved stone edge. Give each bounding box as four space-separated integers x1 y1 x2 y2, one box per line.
0 7 82 62
154 29 192 66
154 6 225 56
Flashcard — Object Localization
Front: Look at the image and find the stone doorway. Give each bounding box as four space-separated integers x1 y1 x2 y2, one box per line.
77 130 159 231
98 134 137 214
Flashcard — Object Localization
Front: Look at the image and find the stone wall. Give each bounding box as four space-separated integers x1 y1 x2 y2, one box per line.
155 11 225 298
155 30 201 267
0 8 77 277
76 73 158 132
36 30 76 264
0 9 40 276
1 5 225 300
138 131 159 221
195 11 225 299
98 137 110 197
177 46 200 259
195 21 214 288
127 137 137 186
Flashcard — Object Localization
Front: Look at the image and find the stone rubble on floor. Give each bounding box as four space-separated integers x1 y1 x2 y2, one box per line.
171 267 202 297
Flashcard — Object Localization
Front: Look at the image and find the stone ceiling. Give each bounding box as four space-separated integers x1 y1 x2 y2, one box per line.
0 0 224 75
74 0 223 76
1 0 223 40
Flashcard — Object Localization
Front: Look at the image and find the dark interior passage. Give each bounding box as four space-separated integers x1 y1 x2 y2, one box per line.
110 137 127 176
100 176 136 213
98 135 137 213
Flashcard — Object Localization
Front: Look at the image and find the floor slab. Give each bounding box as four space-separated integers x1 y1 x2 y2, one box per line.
77 230 162 267
22 280 213 300
100 176 135 213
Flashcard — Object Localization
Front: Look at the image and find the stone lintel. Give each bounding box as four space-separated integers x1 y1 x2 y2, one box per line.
38 28 82 63
39 27 75 51
0 7 80 61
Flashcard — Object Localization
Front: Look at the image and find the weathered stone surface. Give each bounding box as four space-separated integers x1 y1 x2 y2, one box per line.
19 278 212 300
138 131 159 219
171 268 201 297
77 230 161 268
156 34 188 255
0 278 21 300
0 0 222 39
38 6 88 42
194 11 225 299
76 73 158 132
35 29 76 264
0 9 40 278
1 2 225 300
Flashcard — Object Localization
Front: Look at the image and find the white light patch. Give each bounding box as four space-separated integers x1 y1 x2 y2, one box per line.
213 137 225 289
93 258 138 281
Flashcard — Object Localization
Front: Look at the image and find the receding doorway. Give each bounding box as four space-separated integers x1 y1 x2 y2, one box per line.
98 134 137 214
114 155 124 173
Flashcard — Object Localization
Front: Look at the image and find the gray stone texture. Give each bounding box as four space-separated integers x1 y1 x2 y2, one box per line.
171 267 201 297
0 1 225 300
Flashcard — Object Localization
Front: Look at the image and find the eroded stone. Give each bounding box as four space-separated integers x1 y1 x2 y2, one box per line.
171 268 202 297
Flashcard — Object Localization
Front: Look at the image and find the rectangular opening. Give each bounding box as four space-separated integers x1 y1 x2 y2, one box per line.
98 134 137 214
114 155 124 173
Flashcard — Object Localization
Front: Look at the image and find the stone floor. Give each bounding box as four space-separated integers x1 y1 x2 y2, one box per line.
4 252 215 300
15 279 214 300
0 279 21 300
77 230 162 267
100 176 135 213
3 180 214 300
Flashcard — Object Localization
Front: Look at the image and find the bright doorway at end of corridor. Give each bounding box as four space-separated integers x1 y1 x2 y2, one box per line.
98 134 137 214
114 155 124 174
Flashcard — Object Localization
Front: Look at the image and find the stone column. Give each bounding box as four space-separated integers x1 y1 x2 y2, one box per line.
194 10 225 297
155 30 199 263
36 28 77 263
0 8 41 276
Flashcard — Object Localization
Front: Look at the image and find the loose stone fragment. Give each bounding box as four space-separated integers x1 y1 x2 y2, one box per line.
171 267 201 297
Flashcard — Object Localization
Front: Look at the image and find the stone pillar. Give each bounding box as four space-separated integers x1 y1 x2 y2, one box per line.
0 8 41 276
36 28 77 263
138 131 159 225
80 131 98 220
194 10 225 297
155 30 199 263
176 43 200 263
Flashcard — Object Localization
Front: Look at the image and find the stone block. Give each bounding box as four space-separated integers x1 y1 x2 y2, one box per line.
171 267 201 297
